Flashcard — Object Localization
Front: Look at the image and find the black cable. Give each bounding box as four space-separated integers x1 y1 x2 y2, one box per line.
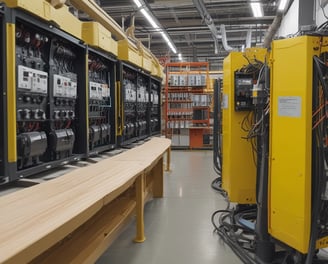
313 56 328 98
211 177 227 198
212 205 259 257
213 78 222 176
305 55 328 264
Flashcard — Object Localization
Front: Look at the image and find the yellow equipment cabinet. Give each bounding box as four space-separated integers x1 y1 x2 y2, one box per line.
4 0 82 39
82 21 118 56
269 36 328 253
151 56 163 79
118 38 142 69
222 48 267 204
140 45 153 73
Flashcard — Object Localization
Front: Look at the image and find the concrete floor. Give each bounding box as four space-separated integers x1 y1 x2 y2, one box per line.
96 150 242 264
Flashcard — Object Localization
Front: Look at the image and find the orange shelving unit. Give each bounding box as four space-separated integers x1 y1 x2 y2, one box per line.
164 62 212 148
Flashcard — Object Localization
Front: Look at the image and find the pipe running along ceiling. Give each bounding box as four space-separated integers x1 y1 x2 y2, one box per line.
99 0 278 69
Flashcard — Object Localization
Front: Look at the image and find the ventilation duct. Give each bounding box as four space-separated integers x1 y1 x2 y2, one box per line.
246 30 252 48
263 13 283 49
193 0 254 52
192 0 219 54
220 24 236 51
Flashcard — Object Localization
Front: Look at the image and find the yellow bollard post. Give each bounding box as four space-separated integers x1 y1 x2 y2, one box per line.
134 173 146 243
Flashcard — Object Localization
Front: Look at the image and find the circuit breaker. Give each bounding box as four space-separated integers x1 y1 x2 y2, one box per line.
13 16 87 176
88 50 115 153
122 65 138 143
136 73 149 139
234 72 254 111
150 78 161 134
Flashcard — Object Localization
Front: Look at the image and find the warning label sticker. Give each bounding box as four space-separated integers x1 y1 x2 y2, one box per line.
278 96 301 117
222 94 228 109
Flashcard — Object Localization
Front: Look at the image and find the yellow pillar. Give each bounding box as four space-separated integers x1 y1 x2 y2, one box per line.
6 23 17 163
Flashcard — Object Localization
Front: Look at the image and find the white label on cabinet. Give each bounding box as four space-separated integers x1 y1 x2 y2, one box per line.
278 96 301 117
222 94 228 109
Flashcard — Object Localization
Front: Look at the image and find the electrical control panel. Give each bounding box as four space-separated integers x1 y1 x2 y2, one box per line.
18 66 48 93
14 18 86 174
15 21 50 169
136 73 149 138
234 73 254 111
53 74 77 98
0 5 161 184
50 42 79 145
122 65 138 143
150 79 161 134
124 80 137 102
88 51 114 152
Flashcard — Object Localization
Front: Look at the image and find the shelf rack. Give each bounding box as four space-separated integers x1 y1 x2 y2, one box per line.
164 61 212 148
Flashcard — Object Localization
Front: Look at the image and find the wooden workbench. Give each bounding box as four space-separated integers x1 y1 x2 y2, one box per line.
0 137 171 264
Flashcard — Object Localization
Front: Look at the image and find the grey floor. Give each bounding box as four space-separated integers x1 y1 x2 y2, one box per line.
96 150 242 264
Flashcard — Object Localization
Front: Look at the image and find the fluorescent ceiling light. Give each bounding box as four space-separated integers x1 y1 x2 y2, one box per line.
133 0 177 54
140 8 159 29
250 2 263 18
168 42 177 54
278 0 288 11
133 0 142 8
160 31 177 54
160 31 169 43
178 53 182 61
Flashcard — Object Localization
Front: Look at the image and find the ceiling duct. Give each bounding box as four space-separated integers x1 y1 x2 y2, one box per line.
262 0 294 49
193 0 254 52
220 24 237 51
246 29 252 48
192 0 219 54
262 12 283 49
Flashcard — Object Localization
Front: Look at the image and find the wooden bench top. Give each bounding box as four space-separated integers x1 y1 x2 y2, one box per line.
0 137 171 264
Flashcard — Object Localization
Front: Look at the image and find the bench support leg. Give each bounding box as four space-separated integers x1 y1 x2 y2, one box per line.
165 147 171 172
134 173 146 243
153 157 164 198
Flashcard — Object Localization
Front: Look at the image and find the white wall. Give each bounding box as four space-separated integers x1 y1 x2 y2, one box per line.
277 0 328 36
278 0 299 37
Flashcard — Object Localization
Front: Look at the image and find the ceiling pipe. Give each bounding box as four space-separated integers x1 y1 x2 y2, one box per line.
246 30 252 48
193 0 252 52
262 0 295 49
192 0 219 54
262 12 283 48
220 24 237 51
